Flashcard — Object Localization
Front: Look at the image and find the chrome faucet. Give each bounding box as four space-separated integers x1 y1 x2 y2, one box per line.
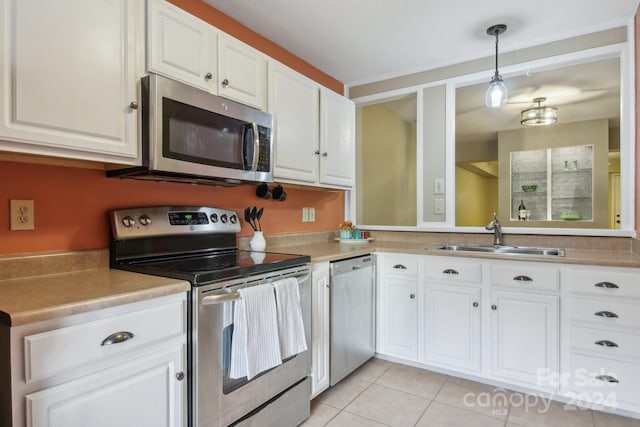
485 212 503 246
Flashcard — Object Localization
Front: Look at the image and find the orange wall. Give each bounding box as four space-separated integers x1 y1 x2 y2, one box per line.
0 161 344 255
168 0 344 95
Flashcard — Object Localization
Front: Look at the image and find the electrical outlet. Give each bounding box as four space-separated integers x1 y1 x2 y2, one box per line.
10 199 35 230
302 207 309 222
308 207 316 222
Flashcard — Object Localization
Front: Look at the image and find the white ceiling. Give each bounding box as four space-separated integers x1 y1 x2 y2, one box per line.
203 0 639 86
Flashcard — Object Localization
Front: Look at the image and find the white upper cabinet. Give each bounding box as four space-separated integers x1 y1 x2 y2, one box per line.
319 89 355 187
0 0 143 163
269 60 320 183
147 0 217 92
147 0 266 110
218 34 267 110
269 66 355 189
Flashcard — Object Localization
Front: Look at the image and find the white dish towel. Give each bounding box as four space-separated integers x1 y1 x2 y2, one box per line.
229 284 282 380
273 277 308 359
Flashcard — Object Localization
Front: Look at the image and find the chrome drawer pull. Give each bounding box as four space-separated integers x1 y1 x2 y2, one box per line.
513 275 533 282
101 331 134 346
595 282 619 289
594 340 619 348
443 269 459 275
594 311 619 318
393 264 407 269
595 375 619 383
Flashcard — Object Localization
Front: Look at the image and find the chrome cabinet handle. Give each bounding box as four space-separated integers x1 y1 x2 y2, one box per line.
314 150 320 156
443 269 459 275
222 78 229 87
513 275 533 282
595 375 619 383
491 304 497 310
322 152 328 157
594 340 619 348
595 282 619 289
595 311 619 318
205 72 213 80
473 302 479 308
129 101 138 110
393 264 407 269
409 293 415 299
176 372 185 381
101 331 134 346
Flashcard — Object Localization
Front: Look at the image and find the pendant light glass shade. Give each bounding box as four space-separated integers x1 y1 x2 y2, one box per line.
485 24 508 108
520 97 557 126
485 74 508 108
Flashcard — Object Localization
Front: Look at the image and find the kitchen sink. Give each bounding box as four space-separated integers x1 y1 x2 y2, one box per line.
431 244 565 257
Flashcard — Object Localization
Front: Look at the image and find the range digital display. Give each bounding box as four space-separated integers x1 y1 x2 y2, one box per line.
168 211 209 225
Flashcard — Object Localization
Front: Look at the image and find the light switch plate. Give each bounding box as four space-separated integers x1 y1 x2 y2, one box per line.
434 178 445 195
308 207 316 222
433 198 445 215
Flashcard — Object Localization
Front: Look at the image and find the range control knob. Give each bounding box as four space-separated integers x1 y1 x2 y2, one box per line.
122 215 135 228
221 214 228 223
229 214 238 224
139 214 152 226
210 213 218 223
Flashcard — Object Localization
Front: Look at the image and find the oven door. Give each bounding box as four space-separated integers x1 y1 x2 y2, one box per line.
193 265 311 427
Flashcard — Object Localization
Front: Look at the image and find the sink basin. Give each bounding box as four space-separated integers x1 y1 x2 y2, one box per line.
431 244 565 257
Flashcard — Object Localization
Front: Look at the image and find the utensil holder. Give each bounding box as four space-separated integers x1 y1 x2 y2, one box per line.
250 231 266 251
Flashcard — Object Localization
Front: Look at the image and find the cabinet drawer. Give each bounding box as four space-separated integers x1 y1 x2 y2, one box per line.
382 254 418 277
423 257 482 284
570 325 640 359
570 298 640 329
490 263 559 291
568 353 640 406
24 299 186 383
568 268 640 299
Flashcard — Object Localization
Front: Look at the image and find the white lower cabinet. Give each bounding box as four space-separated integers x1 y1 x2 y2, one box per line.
311 262 330 398
489 290 559 390
381 277 418 359
422 283 481 372
6 293 187 427
26 344 185 427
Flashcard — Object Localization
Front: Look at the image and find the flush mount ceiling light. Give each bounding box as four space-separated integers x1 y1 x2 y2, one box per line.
520 97 558 126
485 24 508 108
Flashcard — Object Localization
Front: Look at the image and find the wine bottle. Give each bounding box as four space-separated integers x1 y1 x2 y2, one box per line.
518 200 526 220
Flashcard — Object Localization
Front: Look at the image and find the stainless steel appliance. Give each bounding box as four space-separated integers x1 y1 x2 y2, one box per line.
109 206 311 427
329 255 375 386
108 74 273 186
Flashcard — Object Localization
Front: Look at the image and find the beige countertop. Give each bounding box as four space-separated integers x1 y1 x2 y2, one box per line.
0 269 190 326
271 240 640 268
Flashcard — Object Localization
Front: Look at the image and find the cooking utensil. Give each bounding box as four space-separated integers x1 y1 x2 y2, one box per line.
244 207 256 231
250 206 258 230
256 207 264 231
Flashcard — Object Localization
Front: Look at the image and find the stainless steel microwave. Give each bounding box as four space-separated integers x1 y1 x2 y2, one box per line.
108 74 273 185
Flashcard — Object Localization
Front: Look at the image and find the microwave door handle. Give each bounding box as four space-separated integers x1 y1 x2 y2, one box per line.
250 122 260 171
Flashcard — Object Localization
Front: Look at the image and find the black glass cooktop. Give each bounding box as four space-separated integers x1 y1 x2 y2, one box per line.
115 250 309 285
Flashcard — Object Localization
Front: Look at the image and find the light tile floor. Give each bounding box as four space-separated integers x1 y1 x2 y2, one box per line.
302 358 640 427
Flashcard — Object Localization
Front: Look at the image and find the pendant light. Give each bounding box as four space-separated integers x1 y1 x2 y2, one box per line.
520 97 557 126
485 24 508 108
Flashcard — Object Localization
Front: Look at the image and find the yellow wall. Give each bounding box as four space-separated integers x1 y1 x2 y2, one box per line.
455 167 498 226
357 104 416 225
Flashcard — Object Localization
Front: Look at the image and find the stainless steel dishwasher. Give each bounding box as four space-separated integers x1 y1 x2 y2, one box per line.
330 254 375 386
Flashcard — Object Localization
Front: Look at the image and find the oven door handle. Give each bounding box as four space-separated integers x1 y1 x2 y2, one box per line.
201 273 310 306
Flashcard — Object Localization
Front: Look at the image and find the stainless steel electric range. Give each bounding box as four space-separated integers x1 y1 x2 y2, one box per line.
109 206 311 427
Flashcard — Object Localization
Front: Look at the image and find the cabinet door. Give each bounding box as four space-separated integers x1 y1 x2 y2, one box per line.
311 267 330 398
218 34 266 110
26 344 186 427
490 290 559 390
423 283 481 372
0 0 141 161
319 89 355 188
147 0 217 92
380 277 417 359
269 61 319 183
